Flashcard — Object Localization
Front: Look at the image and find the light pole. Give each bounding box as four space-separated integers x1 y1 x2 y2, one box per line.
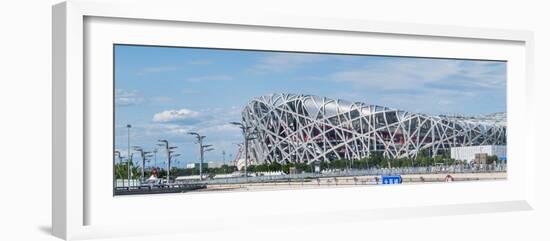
204 147 215 156
145 152 153 171
172 158 180 169
170 154 181 177
167 147 177 183
230 122 257 181
114 150 122 189
203 147 215 176
126 124 132 187
158 140 177 185
188 132 212 181
153 148 158 170
127 153 134 187
114 150 123 164
133 146 151 182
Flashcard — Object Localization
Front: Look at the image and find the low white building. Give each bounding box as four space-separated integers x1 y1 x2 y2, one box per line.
206 162 223 168
175 175 201 182
186 162 224 169
255 171 285 176
185 163 199 169
450 145 506 162
212 172 243 179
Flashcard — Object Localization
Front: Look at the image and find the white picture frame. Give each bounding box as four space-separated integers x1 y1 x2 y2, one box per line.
52 0 535 240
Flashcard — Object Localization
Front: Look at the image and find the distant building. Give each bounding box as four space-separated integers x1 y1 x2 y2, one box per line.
185 162 224 169
206 162 223 168
451 145 506 162
185 163 200 169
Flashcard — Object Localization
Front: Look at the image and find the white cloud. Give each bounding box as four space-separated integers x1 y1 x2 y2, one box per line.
142 123 192 135
328 59 505 92
138 66 179 75
320 59 505 115
152 108 200 122
149 96 173 103
115 89 143 106
186 60 211 65
185 75 233 83
251 52 329 73
199 123 240 134
329 58 458 89
137 59 215 75
181 88 200 94
437 99 453 106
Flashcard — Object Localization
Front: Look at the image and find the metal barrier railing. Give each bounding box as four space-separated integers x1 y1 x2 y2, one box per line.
178 164 507 186
115 164 506 188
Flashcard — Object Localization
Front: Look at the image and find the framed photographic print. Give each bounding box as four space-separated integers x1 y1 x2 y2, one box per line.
113 44 510 195
52 0 535 240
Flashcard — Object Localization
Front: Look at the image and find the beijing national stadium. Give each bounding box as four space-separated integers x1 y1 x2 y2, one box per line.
240 93 506 164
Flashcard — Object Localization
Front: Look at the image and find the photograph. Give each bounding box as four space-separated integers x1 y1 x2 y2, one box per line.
113 44 507 195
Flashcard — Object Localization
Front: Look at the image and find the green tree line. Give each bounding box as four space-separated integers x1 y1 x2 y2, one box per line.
116 153 498 178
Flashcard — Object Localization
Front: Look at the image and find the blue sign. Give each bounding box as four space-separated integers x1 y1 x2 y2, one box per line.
381 175 402 185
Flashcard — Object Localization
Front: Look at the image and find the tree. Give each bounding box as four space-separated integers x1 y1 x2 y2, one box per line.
367 152 384 168
487 155 498 164
114 162 140 180
269 162 282 172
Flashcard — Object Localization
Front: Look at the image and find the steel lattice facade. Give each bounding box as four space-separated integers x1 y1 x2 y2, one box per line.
241 94 506 164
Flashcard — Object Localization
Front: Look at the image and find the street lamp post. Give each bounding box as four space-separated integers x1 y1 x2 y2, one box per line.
230 122 257 181
201 144 212 180
146 152 153 171
188 132 212 181
126 153 134 187
167 147 177 183
158 140 177 185
203 147 215 177
126 124 132 188
153 148 158 170
204 147 215 156
170 153 181 179
133 146 151 182
114 150 122 189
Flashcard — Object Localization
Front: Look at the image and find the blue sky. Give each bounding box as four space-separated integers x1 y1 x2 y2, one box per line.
114 45 506 167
